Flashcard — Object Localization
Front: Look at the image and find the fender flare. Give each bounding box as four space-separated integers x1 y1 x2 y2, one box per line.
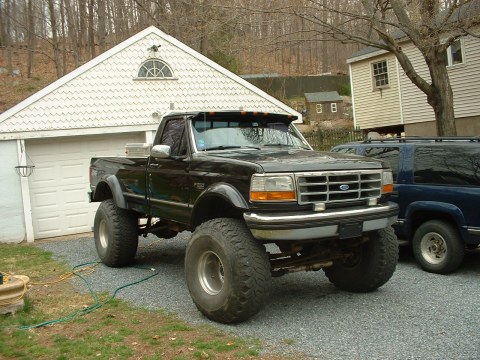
404 201 466 236
190 182 248 224
94 175 127 209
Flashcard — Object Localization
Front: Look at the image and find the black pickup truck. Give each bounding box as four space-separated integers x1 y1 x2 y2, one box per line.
89 111 399 323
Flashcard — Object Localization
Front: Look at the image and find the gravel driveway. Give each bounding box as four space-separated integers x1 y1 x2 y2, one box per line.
38 234 480 360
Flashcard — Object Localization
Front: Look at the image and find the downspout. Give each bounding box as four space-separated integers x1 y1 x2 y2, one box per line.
348 63 357 129
17 139 35 242
395 57 404 125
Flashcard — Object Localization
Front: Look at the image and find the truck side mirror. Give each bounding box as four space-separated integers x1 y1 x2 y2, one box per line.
151 144 171 159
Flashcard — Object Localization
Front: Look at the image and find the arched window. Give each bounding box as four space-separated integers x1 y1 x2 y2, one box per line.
137 59 174 79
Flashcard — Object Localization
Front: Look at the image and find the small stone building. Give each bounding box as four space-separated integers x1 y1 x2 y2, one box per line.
304 91 343 125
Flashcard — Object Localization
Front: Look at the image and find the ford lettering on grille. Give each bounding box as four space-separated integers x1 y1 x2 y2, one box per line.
339 184 350 191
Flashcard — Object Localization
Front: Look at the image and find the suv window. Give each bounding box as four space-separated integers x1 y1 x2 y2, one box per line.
364 146 400 181
414 145 480 186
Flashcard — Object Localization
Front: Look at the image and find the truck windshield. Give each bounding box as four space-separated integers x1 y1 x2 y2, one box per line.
191 117 311 151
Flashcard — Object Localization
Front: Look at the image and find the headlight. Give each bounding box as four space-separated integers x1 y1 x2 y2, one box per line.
382 170 394 194
250 174 296 201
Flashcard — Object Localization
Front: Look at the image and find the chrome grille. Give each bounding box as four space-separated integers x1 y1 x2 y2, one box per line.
296 170 382 205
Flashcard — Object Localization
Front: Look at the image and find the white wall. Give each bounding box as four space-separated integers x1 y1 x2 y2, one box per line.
0 141 26 243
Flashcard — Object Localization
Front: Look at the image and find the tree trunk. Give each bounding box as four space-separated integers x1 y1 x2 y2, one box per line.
60 0 68 74
88 0 95 59
97 0 106 52
47 0 63 78
321 0 329 73
5 0 13 75
26 0 35 78
79 0 87 61
426 56 457 136
64 0 80 68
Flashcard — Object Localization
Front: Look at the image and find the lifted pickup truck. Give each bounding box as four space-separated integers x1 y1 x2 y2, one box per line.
89 111 399 323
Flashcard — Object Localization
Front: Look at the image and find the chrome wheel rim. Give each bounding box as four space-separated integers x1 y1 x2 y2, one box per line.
98 219 109 249
198 251 224 295
420 232 447 264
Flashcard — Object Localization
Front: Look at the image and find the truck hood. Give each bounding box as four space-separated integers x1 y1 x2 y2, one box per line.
206 148 386 172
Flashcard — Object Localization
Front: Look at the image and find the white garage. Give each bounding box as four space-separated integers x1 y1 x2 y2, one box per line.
0 26 301 243
26 133 144 239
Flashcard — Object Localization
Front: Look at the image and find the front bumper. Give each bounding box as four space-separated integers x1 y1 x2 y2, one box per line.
243 202 399 241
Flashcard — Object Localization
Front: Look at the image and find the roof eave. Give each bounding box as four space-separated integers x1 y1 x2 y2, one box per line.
347 48 392 64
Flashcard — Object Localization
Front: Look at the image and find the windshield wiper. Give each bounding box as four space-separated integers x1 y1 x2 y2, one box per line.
262 143 295 147
204 145 261 151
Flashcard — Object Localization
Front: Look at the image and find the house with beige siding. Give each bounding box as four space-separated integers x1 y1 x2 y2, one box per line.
348 34 480 136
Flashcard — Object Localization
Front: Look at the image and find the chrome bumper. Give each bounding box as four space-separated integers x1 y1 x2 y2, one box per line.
244 202 399 241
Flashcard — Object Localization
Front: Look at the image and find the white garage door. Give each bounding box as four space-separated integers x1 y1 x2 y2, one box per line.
26 133 145 239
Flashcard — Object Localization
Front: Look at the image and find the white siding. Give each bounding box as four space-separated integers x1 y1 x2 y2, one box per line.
450 36 480 118
400 43 436 124
351 53 402 129
0 141 25 243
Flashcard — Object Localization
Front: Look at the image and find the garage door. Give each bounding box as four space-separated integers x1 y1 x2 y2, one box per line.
26 133 145 239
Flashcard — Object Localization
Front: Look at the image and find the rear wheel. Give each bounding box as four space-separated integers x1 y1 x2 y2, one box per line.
324 226 398 292
412 220 464 274
185 218 271 323
94 199 138 267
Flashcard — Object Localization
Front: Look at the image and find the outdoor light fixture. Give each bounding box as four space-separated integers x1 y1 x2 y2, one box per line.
148 44 161 54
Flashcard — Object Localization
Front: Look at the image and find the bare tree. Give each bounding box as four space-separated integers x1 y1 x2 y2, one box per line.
47 0 63 78
3 0 13 75
88 0 95 58
26 0 35 78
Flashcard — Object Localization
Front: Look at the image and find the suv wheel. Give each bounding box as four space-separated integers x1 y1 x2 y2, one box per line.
412 220 464 274
185 218 271 323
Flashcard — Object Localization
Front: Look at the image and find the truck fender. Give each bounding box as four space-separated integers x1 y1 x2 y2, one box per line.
190 183 248 226
404 201 466 236
199 182 248 208
95 175 127 209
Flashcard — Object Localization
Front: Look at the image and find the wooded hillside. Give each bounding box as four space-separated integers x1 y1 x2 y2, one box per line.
1 0 467 118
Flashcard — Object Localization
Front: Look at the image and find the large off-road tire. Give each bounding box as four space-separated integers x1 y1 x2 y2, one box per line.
324 226 398 292
185 218 271 324
94 199 138 267
412 220 464 274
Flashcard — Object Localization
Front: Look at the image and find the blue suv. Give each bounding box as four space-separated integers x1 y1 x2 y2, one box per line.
331 137 480 274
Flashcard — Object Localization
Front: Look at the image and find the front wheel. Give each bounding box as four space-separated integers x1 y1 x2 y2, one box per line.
185 218 271 324
94 199 139 267
324 226 398 292
412 220 464 274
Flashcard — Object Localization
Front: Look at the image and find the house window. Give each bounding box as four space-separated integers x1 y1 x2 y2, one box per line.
331 103 337 113
372 60 389 89
445 39 464 66
316 104 323 113
137 59 174 78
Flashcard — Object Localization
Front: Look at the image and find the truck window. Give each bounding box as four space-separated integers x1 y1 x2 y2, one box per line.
414 145 480 186
364 146 400 181
159 118 187 156
191 117 308 150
